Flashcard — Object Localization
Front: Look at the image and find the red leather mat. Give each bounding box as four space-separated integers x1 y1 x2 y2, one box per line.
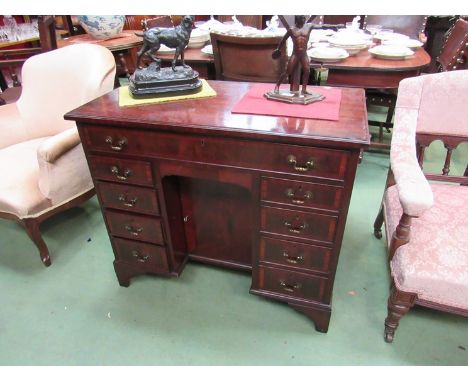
231 83 342 121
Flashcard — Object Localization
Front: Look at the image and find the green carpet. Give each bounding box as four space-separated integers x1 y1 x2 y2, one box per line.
0 145 467 365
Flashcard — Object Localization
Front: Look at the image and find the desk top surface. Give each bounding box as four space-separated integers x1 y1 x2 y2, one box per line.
66 81 369 149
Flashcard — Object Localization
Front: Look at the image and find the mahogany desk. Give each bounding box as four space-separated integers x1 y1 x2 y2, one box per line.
65 81 370 332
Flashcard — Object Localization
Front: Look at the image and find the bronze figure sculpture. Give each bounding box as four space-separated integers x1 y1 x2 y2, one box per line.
265 15 342 105
129 15 202 97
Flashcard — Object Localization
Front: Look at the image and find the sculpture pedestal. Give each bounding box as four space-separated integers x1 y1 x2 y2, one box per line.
264 89 325 105
129 64 202 97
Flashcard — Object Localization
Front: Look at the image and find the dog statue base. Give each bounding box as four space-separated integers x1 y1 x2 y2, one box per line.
129 63 202 97
264 89 325 105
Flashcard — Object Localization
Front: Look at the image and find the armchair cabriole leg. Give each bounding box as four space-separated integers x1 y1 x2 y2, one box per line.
373 204 384 239
384 282 416 343
21 218 51 266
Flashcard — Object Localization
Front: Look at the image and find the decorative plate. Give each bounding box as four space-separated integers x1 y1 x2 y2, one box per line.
201 44 213 55
308 47 350 62
368 45 415 60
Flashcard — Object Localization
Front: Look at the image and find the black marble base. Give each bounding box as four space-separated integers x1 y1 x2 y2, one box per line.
129 64 202 97
264 89 325 105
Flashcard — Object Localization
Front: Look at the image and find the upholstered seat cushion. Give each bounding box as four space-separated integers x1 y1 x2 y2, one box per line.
384 184 468 309
0 137 53 218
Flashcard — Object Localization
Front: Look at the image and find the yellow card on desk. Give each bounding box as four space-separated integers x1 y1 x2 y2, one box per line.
118 79 217 107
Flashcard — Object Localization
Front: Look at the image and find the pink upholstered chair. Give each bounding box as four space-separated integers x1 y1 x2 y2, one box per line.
373 70 468 343
0 44 116 266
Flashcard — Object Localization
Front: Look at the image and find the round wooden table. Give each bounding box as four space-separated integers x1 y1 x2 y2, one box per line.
58 31 143 80
310 48 431 89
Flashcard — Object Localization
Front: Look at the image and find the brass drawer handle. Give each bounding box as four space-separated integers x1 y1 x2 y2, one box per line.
284 220 308 234
282 252 304 264
125 224 143 236
110 166 132 181
118 194 138 207
131 250 149 263
280 281 302 293
285 187 313 205
105 136 127 151
287 155 314 172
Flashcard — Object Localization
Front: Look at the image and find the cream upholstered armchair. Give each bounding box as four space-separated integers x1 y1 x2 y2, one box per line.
0 44 116 266
373 70 468 342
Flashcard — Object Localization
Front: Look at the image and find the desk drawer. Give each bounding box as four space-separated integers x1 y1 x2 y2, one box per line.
97 182 160 215
259 237 332 273
260 206 337 244
89 155 154 186
261 177 343 211
105 210 164 245
83 126 348 180
113 237 169 273
257 265 327 302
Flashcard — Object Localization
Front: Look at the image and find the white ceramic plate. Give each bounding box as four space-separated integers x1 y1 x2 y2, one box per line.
374 32 410 41
329 42 367 56
158 44 176 53
201 44 213 55
188 40 207 49
190 28 210 39
382 38 424 49
328 35 369 47
369 45 415 60
308 47 349 62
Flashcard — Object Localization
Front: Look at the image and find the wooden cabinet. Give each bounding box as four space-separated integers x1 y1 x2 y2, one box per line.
66 80 369 333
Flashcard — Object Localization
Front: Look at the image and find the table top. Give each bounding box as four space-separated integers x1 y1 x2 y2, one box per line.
0 30 68 49
57 31 143 52
156 45 429 72
65 80 369 149
0 36 39 49
310 47 431 71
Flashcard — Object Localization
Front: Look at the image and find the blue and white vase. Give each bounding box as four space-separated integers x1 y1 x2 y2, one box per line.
78 15 125 39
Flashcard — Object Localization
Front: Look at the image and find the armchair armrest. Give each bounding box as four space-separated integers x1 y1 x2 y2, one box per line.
37 127 93 203
390 107 433 217
37 127 81 163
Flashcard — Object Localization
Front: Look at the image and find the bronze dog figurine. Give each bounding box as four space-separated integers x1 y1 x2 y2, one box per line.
135 15 195 71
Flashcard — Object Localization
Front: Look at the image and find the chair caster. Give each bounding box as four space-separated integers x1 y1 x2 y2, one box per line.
374 229 382 239
41 254 52 267
384 330 394 343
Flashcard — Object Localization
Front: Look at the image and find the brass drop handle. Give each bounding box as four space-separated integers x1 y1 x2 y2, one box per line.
125 224 143 236
131 250 149 263
287 155 314 172
110 166 132 181
118 194 138 207
284 220 308 234
282 252 304 264
105 136 127 151
285 187 313 205
280 281 302 293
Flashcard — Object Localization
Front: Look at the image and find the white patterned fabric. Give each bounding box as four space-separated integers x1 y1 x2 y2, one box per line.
384 184 468 310
0 44 116 219
416 70 468 137
390 82 433 217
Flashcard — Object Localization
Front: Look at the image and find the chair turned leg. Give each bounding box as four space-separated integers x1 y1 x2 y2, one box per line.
21 218 51 266
384 283 415 343
374 204 384 239
384 99 396 132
